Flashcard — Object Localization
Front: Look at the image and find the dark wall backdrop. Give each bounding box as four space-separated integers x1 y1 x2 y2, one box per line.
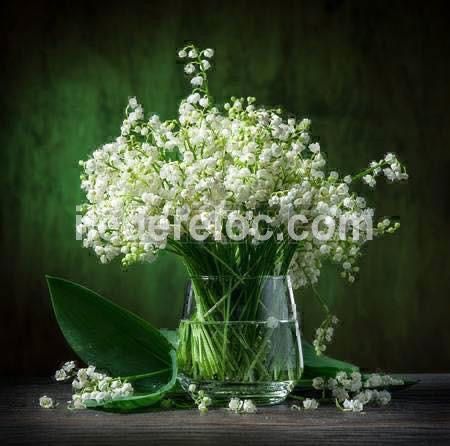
1 0 449 376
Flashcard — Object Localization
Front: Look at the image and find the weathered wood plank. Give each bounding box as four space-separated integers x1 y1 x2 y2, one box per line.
1 374 449 445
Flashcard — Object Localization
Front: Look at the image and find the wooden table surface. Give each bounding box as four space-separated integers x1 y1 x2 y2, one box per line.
1 374 449 445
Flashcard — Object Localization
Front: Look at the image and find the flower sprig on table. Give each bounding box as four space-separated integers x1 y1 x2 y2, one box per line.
187 384 212 414
69 366 134 410
40 361 403 415
40 361 135 410
310 371 403 413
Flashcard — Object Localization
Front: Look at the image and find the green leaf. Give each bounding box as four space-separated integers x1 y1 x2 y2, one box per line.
302 340 359 379
160 328 179 349
98 352 178 412
46 276 177 409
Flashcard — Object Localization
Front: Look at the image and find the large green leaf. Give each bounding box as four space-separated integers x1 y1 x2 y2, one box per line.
47 276 176 398
302 340 358 378
97 353 178 412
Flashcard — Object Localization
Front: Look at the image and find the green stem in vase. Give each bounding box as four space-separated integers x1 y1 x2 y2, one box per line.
175 240 302 386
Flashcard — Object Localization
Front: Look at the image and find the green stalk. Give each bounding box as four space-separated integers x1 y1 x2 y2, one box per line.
174 239 301 384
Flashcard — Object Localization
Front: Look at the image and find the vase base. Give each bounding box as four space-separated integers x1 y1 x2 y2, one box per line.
178 374 294 406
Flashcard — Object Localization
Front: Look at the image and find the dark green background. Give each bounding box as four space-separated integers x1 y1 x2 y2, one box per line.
1 0 449 376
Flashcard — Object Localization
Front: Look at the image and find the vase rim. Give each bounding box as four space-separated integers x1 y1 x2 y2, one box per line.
180 319 296 325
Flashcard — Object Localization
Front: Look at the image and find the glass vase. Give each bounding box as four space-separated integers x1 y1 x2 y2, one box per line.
177 275 303 405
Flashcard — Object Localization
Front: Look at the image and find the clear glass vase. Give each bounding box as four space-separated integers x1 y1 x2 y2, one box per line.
177 275 303 405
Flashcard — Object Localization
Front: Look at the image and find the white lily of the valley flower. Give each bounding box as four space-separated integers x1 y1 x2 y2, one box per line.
71 396 86 410
228 397 243 413
355 390 372 405
55 369 68 381
203 48 214 58
243 399 257 413
202 396 212 406
188 49 198 58
62 361 76 373
187 93 201 104
128 97 138 109
184 63 195 75
343 399 364 412
362 174 376 187
312 377 325 390
364 374 383 388
39 395 55 409
190 76 203 86
199 97 209 107
198 401 208 414
333 387 349 402
377 390 392 405
303 398 319 410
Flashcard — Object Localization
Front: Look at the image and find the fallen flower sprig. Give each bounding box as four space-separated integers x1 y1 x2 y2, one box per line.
40 361 135 410
69 366 134 410
310 371 402 412
187 384 212 414
40 359 405 416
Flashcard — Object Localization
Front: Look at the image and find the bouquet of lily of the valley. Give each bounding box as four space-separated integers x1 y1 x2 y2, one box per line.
66 44 408 408
78 45 407 288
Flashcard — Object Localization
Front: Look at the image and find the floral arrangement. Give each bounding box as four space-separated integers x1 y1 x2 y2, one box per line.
78 44 407 287
77 45 407 354
42 44 410 415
